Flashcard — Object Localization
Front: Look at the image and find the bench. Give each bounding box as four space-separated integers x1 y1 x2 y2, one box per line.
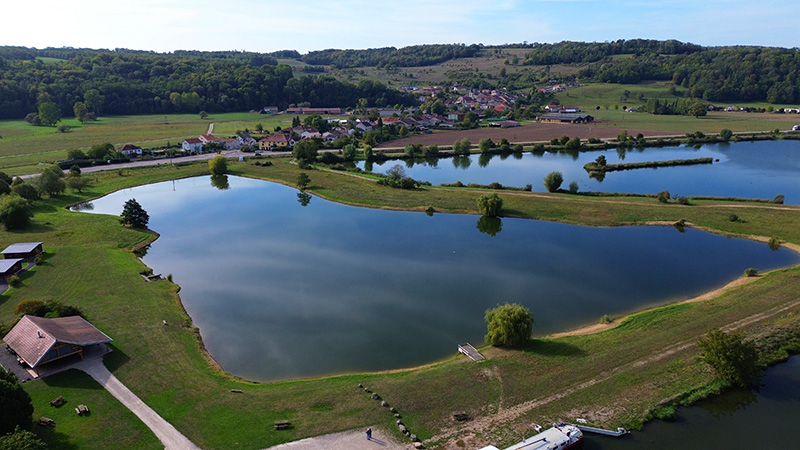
37 417 56 427
274 420 291 430
50 396 65 407
76 404 89 416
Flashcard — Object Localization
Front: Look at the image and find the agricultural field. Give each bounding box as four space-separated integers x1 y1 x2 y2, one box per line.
331 48 582 86
0 112 293 176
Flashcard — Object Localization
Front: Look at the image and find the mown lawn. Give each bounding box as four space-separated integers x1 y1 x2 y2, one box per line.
1 158 799 449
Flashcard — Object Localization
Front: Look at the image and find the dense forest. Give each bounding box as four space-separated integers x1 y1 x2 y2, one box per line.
297 44 482 68
2 40 799 122
523 40 800 104
0 47 417 120
521 39 704 65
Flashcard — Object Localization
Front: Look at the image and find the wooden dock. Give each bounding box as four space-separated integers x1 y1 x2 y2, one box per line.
458 343 485 361
575 424 628 437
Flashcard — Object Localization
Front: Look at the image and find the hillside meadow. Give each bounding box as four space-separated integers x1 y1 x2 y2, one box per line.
1 158 799 449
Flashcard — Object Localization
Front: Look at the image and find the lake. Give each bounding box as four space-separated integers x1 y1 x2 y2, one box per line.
77 174 800 381
584 354 800 449
358 140 800 204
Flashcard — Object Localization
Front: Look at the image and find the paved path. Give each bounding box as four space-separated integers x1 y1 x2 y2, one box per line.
79 359 201 450
265 427 408 450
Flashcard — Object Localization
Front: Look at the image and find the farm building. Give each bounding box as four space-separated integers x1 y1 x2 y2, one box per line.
1 242 43 259
538 113 594 124
0 258 23 281
3 315 112 376
489 120 521 128
119 144 143 156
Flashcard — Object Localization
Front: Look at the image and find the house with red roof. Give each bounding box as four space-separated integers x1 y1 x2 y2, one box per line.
182 138 204 153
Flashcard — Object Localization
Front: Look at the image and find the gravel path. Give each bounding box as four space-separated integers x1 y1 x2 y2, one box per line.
265 428 409 450
79 359 201 450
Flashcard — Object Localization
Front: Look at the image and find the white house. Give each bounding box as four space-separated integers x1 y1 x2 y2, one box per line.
182 138 204 153
119 144 143 156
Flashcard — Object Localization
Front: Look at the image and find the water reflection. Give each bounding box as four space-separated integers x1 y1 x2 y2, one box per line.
296 192 312 207
360 140 800 204
476 216 502 236
71 201 95 211
210 174 229 190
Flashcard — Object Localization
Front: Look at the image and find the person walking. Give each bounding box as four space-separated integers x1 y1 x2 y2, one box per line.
366 427 372 440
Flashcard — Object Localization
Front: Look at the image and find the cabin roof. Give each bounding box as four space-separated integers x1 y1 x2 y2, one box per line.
3 315 112 368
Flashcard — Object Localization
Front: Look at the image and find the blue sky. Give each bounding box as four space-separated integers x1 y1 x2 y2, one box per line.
3 0 799 54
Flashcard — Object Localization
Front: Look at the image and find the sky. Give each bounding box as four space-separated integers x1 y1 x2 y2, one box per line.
3 0 799 54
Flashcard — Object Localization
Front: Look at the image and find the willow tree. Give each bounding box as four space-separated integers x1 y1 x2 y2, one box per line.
476 192 503 217
485 302 534 347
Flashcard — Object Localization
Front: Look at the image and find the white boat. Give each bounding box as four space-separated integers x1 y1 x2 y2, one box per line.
479 423 583 450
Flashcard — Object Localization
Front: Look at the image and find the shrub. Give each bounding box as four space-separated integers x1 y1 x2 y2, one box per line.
543 171 563 192
476 192 503 217
0 195 33 230
569 181 579 194
14 299 44 315
600 314 612 324
317 152 341 164
728 214 740 222
744 268 758 277
719 128 733 141
698 329 761 387
773 194 784 204
7 275 22 288
768 237 781 250
565 136 581 150
656 190 670 203
677 196 689 205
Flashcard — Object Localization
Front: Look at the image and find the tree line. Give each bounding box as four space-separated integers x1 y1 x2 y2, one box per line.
297 44 482 68
0 47 417 120
524 40 800 104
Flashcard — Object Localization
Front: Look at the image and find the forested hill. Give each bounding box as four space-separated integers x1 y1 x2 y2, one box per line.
520 40 800 104
295 44 482 68
0 47 417 120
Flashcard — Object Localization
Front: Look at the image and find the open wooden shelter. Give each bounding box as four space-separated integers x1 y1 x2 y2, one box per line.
3 315 112 375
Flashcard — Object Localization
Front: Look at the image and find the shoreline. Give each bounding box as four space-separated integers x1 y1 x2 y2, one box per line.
90 174 800 384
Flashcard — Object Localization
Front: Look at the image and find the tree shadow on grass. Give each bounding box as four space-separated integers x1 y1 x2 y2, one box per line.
524 339 586 357
34 427 80 450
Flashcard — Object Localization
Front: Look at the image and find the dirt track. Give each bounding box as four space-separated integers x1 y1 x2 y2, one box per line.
376 121 671 149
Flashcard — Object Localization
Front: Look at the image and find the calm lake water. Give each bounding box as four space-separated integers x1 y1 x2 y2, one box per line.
78 175 800 381
358 139 800 204
584 354 800 450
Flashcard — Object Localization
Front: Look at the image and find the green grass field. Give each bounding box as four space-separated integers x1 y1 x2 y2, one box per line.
2 159 799 449
0 113 294 176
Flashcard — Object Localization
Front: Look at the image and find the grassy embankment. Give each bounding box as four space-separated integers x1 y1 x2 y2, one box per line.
2 157 800 449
